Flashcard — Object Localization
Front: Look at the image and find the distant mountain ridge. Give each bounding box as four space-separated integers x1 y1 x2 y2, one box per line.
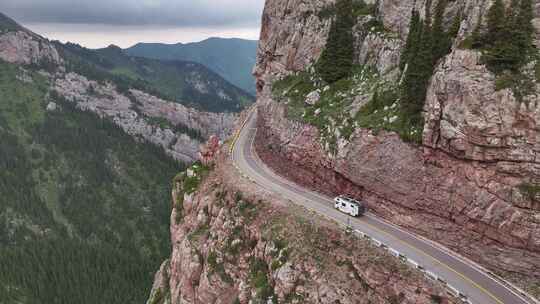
126 37 258 94
57 42 253 113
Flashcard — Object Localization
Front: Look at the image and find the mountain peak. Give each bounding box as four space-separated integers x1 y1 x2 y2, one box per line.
106 44 122 51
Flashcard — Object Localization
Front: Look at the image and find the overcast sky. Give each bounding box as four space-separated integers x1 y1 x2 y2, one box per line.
0 0 265 48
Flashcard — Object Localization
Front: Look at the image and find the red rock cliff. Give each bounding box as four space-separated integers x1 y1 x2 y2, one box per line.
254 0 540 296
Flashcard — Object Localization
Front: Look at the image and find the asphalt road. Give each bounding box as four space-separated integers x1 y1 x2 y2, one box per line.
231 110 531 304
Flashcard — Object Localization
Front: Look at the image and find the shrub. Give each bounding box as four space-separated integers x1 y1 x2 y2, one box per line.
150 289 164 304
519 183 540 201
249 258 274 302
316 0 355 84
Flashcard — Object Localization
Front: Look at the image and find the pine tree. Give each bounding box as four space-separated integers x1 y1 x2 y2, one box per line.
479 0 535 73
448 12 462 39
432 0 450 63
400 21 434 126
485 0 506 47
317 0 354 83
515 0 535 59
400 10 421 70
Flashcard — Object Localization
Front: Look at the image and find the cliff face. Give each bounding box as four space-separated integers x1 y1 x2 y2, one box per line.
147 150 459 304
254 0 540 294
0 28 236 163
54 73 235 163
0 30 62 66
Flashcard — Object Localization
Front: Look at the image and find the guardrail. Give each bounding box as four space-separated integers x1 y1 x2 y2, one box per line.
230 110 536 304
350 228 476 304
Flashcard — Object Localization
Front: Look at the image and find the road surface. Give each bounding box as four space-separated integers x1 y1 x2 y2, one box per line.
231 110 531 304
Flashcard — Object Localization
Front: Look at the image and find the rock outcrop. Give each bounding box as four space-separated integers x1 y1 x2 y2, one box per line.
0 30 62 66
147 151 459 304
253 0 540 295
199 136 221 166
54 73 235 163
0 27 237 164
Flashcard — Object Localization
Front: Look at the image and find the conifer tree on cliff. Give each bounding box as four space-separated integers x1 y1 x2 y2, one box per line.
483 0 521 72
400 10 421 70
485 0 506 45
317 0 354 84
515 0 535 60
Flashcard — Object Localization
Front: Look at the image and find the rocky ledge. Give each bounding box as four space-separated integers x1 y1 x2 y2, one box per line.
146 140 460 304
253 0 540 296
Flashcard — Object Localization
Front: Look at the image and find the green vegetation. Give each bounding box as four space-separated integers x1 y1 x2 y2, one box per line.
149 289 165 304
462 0 537 98
147 116 176 129
179 162 212 195
319 0 375 19
270 239 289 270
399 2 460 141
0 60 184 304
126 38 258 95
480 0 534 73
174 123 205 142
0 13 22 32
188 223 210 242
172 162 212 224
249 258 276 303
316 0 355 84
55 42 254 113
272 65 414 149
207 251 233 284
518 183 540 201
274 1 465 146
145 117 205 141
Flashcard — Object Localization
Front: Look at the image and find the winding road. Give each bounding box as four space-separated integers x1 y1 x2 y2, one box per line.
231 110 532 304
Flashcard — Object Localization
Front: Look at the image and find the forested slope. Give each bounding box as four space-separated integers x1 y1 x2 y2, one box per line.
0 60 183 304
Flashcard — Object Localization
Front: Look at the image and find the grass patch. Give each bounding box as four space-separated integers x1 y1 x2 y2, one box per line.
519 183 540 201
180 162 212 195
249 258 276 303
272 65 379 153
356 88 423 143
271 64 422 149
270 239 289 271
149 289 165 304
207 251 233 284
188 223 209 243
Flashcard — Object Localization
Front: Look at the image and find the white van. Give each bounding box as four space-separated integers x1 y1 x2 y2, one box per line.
334 196 366 217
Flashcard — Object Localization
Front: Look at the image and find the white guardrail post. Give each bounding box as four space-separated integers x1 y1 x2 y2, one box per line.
351 229 475 304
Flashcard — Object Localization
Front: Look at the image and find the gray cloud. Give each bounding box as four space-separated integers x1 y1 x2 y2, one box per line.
0 0 265 27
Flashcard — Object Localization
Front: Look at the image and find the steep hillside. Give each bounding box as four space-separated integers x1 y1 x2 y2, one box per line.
0 15 237 163
58 43 254 113
0 12 23 33
0 13 239 304
126 38 258 95
0 60 183 303
145 144 460 304
253 0 540 298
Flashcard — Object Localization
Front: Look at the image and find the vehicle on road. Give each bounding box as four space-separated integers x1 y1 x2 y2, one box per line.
334 196 366 217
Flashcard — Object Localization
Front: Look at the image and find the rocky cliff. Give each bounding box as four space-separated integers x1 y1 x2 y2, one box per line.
54 73 235 162
254 0 540 296
0 25 236 163
146 146 460 304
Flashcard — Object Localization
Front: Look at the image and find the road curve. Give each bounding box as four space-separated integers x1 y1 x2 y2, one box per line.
231 110 531 304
